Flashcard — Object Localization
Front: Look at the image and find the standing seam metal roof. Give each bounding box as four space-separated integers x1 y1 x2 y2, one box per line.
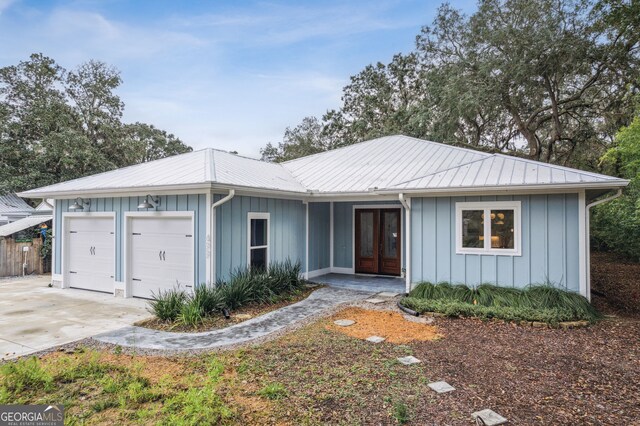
18 135 627 198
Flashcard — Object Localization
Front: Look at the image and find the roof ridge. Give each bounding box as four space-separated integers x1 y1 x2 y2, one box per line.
391 155 492 187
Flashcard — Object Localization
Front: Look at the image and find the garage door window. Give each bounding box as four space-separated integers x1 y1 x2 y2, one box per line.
248 212 269 270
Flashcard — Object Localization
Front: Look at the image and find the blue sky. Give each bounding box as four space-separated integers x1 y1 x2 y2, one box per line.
0 0 475 157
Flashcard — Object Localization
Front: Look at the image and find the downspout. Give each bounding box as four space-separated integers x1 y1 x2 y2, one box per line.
302 200 309 280
211 189 235 283
398 193 411 294
585 189 623 301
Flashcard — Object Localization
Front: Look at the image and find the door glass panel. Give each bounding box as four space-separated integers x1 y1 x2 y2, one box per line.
490 209 514 249
383 211 398 258
250 218 267 247
359 212 374 257
462 210 484 248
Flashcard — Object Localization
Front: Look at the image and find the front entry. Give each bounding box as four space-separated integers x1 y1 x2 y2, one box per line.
355 208 401 276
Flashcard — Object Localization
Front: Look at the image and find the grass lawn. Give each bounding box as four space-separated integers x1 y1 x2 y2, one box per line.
2 255 639 425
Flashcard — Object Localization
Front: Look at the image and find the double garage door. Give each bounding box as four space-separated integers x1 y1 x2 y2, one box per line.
65 215 193 299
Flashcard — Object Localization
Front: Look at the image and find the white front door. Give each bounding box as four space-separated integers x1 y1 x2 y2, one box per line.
129 216 194 299
66 216 115 293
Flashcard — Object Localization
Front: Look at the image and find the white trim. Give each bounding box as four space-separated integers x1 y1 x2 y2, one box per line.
455 201 522 256
124 211 195 298
351 204 404 278
61 212 116 293
247 212 270 271
329 201 334 270
578 191 587 298
399 194 411 292
304 202 309 279
51 199 56 276
307 267 331 279
205 191 212 285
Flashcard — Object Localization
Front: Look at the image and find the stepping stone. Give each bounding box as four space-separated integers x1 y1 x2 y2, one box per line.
403 314 434 324
366 335 385 343
428 381 455 393
471 409 508 426
397 356 421 365
334 319 355 327
365 298 386 304
378 292 400 298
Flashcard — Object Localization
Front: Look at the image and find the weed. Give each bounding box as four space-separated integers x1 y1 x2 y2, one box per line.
258 383 287 400
0 357 53 398
392 401 410 424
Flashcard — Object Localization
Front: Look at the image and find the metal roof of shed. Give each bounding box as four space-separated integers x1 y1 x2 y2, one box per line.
0 194 34 214
18 135 628 198
0 214 52 237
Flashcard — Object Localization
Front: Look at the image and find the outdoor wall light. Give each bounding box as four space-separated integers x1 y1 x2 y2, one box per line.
137 195 160 210
69 197 90 211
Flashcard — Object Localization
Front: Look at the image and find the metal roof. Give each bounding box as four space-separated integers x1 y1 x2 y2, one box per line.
385 153 626 192
0 214 52 237
0 194 34 214
18 135 627 198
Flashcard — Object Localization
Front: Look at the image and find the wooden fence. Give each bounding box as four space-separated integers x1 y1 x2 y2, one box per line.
0 238 50 277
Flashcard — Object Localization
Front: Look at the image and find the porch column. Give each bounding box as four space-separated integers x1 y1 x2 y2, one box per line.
399 194 411 293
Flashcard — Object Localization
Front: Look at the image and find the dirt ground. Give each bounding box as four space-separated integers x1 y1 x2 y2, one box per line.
591 251 640 315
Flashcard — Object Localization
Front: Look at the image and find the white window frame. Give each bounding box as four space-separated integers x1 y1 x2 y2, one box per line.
247 212 270 268
455 201 521 256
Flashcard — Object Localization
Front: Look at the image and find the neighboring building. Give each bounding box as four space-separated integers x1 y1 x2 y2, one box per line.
19 136 628 299
0 193 35 225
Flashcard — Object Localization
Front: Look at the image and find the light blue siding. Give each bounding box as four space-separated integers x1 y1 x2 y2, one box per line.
214 194 306 281
308 202 330 272
410 194 581 291
332 201 406 270
53 194 207 284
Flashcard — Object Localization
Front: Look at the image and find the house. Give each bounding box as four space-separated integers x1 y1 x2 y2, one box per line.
18 135 628 300
0 193 35 225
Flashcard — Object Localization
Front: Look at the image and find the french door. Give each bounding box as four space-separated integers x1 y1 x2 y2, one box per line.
354 208 401 276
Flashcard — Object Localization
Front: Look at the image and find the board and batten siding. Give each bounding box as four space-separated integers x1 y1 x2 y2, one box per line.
214 194 306 281
53 195 207 285
333 201 406 270
410 194 580 292
308 202 330 272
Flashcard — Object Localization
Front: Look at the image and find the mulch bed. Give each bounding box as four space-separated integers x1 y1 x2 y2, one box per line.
136 286 318 333
591 251 640 316
327 307 441 343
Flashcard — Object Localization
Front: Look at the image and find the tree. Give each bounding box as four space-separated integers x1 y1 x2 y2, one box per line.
591 114 640 259
261 116 333 162
0 54 193 193
417 0 639 165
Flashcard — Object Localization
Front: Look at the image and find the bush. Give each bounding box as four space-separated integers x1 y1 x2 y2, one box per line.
148 260 304 324
148 288 187 321
406 281 600 323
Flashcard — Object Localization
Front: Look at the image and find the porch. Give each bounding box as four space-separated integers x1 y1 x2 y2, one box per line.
309 273 406 294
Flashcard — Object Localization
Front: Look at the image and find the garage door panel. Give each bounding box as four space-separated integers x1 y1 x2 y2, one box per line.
129 216 193 299
66 216 114 294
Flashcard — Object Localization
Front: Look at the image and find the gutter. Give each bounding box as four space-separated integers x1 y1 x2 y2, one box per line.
585 189 623 301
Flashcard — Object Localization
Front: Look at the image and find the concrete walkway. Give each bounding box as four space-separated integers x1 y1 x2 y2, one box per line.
311 273 406 294
94 287 370 351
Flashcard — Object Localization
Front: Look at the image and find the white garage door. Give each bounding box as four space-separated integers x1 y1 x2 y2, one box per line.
129 216 193 299
66 216 115 293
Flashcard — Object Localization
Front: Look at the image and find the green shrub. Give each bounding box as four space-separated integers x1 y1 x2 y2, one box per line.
148 287 187 321
176 301 204 328
192 283 225 315
405 281 600 323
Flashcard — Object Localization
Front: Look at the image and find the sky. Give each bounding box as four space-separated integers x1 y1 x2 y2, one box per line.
0 0 476 157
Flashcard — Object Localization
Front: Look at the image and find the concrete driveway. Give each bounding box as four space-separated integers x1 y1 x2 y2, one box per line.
0 275 151 360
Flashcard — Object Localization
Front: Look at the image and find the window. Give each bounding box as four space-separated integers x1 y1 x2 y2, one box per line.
456 201 521 255
248 212 269 270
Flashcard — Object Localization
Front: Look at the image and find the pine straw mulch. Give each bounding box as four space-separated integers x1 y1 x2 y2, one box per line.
326 307 442 343
591 251 640 316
